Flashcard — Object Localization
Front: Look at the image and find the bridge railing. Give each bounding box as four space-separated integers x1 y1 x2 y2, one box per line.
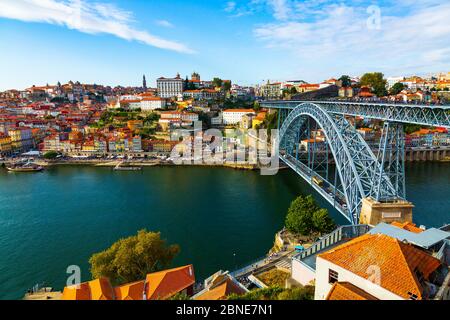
294 224 371 262
262 101 450 129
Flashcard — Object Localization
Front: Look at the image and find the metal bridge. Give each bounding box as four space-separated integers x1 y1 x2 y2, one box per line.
261 100 450 224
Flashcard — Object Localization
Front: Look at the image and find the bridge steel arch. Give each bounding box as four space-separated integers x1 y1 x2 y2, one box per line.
279 103 397 224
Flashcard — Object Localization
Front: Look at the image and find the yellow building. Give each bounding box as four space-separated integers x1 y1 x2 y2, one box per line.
252 112 267 129
8 129 22 149
82 140 96 152
8 128 33 150
0 134 12 154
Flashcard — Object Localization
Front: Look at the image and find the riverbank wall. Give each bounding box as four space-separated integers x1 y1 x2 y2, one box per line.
406 148 450 162
26 159 264 171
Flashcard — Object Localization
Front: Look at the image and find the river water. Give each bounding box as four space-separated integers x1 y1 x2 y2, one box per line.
0 163 448 299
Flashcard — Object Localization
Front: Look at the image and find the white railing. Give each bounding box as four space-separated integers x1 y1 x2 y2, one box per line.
294 224 371 261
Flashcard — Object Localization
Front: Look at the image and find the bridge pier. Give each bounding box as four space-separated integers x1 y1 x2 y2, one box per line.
359 197 414 227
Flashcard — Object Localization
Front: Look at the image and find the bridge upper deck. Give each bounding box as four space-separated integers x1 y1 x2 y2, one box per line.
261 100 450 128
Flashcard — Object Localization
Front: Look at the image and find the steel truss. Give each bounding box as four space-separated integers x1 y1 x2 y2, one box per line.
265 101 450 128
371 122 406 201
279 103 396 224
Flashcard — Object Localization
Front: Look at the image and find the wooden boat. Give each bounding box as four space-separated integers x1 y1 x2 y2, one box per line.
6 162 44 172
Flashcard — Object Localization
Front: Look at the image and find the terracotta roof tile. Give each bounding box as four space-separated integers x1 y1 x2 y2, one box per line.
88 278 115 300
145 265 195 300
114 281 145 300
391 222 424 234
319 234 441 299
62 282 91 300
195 278 246 300
326 282 378 300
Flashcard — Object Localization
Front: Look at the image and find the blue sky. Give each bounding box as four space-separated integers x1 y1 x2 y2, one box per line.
0 0 449 91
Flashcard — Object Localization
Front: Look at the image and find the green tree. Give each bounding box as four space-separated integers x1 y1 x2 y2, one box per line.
404 124 423 135
223 81 232 92
89 230 180 285
339 75 352 87
253 101 261 112
290 86 298 94
212 77 223 88
389 82 405 95
285 195 335 235
144 112 160 124
285 195 318 235
312 209 336 234
360 72 388 97
43 151 58 159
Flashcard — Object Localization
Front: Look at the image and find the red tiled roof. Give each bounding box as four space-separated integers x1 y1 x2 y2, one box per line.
319 234 441 299
326 282 378 300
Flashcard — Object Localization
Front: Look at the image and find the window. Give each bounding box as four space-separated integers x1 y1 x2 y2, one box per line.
407 292 419 300
329 269 339 284
382 211 402 219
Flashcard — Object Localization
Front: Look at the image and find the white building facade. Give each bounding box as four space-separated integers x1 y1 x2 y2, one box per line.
157 74 184 98
222 109 256 125
140 97 166 111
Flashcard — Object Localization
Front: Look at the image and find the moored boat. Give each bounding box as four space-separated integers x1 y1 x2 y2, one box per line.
6 162 44 172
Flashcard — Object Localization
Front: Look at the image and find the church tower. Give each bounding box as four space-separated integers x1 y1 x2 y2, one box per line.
143 75 147 90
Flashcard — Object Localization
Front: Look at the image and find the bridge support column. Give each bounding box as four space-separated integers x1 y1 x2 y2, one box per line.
359 197 414 226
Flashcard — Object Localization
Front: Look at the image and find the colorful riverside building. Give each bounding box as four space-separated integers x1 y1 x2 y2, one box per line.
0 132 12 155
8 127 34 152
62 265 195 300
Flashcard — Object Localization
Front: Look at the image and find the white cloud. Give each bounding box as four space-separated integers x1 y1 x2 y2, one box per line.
0 0 194 54
253 1 450 78
225 1 237 13
267 0 291 20
155 20 174 28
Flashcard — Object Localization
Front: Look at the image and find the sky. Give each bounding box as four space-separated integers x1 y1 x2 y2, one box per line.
0 0 449 91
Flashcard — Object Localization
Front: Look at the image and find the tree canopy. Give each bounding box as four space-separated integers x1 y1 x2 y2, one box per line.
212 78 223 88
223 81 232 92
89 230 180 285
389 82 405 95
285 195 335 235
360 72 388 97
43 151 58 159
338 75 352 87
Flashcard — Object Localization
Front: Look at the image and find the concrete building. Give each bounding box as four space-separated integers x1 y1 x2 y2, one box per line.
240 114 255 129
8 127 34 151
157 74 184 99
222 109 256 125
258 82 282 99
140 97 166 111
0 133 12 155
387 76 405 89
